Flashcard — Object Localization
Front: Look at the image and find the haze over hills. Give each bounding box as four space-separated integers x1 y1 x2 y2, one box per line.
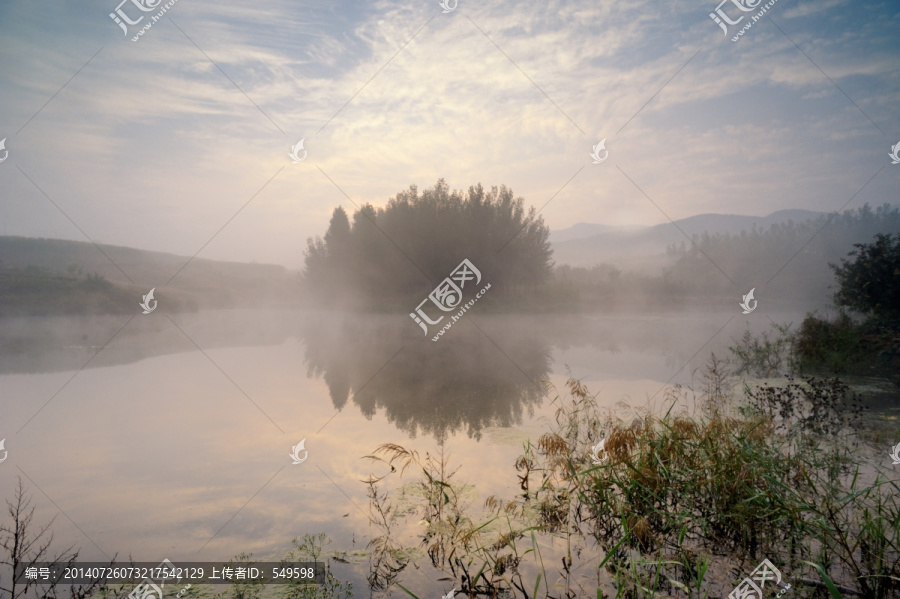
0 236 301 315
0 236 291 282
550 209 830 270
1 203 897 315
0 208 862 281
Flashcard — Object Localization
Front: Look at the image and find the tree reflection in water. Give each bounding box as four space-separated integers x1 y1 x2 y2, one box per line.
299 313 551 442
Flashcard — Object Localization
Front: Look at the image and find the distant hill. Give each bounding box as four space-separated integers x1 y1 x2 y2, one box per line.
551 209 828 270
664 209 827 237
549 223 640 244
0 237 302 315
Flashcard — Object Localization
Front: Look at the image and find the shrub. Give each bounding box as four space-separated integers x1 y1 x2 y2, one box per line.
728 323 795 378
793 313 863 372
832 233 900 319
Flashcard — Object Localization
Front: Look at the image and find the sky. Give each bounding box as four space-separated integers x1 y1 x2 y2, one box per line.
0 0 898 268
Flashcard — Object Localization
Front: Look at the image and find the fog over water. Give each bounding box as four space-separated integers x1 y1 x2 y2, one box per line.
2 0 899 595
0 308 802 565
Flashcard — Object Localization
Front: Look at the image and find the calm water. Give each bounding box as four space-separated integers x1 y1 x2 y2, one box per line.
0 309 803 589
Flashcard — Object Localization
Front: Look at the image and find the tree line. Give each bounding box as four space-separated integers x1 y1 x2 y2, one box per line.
553 203 900 311
664 203 900 301
303 185 899 312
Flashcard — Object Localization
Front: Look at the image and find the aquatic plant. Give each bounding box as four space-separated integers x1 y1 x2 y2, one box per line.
363 367 900 598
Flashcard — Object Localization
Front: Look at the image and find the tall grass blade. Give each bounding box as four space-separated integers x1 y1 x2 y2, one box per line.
803 561 845 599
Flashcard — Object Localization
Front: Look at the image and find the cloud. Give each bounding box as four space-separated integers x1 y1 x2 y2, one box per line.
0 0 897 266
782 0 846 20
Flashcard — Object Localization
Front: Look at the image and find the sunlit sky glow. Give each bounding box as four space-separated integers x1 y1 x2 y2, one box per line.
1 0 898 268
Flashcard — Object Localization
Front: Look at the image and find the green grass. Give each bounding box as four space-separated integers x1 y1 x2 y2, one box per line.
362 369 900 598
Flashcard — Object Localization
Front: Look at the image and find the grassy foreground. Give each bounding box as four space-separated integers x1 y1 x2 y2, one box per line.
363 365 900 599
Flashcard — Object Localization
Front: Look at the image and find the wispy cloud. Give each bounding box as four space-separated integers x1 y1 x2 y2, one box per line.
0 0 896 266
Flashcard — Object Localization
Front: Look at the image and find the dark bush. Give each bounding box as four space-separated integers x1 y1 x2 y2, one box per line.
832 233 900 318
794 313 863 372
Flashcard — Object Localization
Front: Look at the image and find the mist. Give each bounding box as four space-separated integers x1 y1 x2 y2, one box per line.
3 0 900 597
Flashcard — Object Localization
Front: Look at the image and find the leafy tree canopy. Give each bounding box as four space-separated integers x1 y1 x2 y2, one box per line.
303 180 552 307
831 232 900 318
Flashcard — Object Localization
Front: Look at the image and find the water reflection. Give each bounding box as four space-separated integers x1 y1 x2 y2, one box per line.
300 314 551 442
0 309 810 444
0 311 294 374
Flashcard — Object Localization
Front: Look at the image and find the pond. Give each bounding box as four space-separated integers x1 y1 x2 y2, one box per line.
0 307 842 594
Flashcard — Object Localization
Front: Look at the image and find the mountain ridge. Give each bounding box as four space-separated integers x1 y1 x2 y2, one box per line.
550 209 831 270
550 209 827 244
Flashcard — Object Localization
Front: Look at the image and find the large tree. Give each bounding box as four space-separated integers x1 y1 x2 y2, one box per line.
303 180 553 307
